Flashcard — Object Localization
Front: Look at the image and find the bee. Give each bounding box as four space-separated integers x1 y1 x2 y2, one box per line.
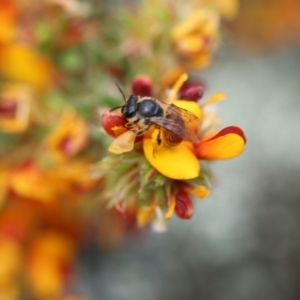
111 80 199 148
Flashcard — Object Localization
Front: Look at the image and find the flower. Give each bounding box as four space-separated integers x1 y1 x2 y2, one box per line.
97 73 246 229
0 0 17 44
9 160 59 203
0 43 54 92
8 156 96 206
104 74 245 180
46 108 89 162
26 231 76 299
0 237 22 289
171 9 220 69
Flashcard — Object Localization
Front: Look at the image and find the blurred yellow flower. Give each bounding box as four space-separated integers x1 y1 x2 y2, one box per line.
26 231 75 299
0 43 54 92
9 159 95 204
0 0 17 44
0 237 22 290
49 160 97 195
171 9 219 69
46 109 89 162
9 161 58 203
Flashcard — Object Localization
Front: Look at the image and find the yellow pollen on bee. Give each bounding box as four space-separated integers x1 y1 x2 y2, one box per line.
149 129 165 157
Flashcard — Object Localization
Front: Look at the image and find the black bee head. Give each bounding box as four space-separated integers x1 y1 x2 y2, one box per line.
121 95 139 119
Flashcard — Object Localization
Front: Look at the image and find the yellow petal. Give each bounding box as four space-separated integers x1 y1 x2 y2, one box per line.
176 34 205 55
143 139 200 180
203 92 226 106
171 73 188 95
188 185 210 199
137 205 156 227
108 130 137 154
173 100 203 120
159 66 185 89
188 52 212 69
165 73 188 104
111 125 127 137
171 11 207 40
165 196 176 219
195 126 246 159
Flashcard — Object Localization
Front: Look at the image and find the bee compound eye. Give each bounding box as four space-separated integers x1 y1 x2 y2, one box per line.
121 105 137 119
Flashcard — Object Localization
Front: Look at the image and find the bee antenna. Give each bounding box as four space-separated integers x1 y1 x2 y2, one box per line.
113 79 127 103
110 106 122 112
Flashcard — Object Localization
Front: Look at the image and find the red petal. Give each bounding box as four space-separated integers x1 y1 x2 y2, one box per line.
207 126 246 144
131 74 153 97
101 110 127 137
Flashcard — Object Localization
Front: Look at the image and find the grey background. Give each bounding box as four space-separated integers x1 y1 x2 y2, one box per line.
78 43 300 300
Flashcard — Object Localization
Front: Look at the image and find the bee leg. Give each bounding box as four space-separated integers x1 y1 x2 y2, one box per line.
143 118 151 125
125 123 134 129
136 127 150 136
125 120 139 128
132 122 152 135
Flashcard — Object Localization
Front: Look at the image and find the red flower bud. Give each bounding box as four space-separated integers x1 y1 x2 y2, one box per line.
101 110 127 137
175 191 194 219
179 86 204 101
131 74 153 97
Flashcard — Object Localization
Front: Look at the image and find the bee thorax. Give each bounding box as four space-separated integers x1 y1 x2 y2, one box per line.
137 99 164 118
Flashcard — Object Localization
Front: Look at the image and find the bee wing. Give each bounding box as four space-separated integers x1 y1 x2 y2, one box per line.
150 103 199 142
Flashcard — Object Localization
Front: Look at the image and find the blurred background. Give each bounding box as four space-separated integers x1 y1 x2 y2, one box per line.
1 0 300 299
